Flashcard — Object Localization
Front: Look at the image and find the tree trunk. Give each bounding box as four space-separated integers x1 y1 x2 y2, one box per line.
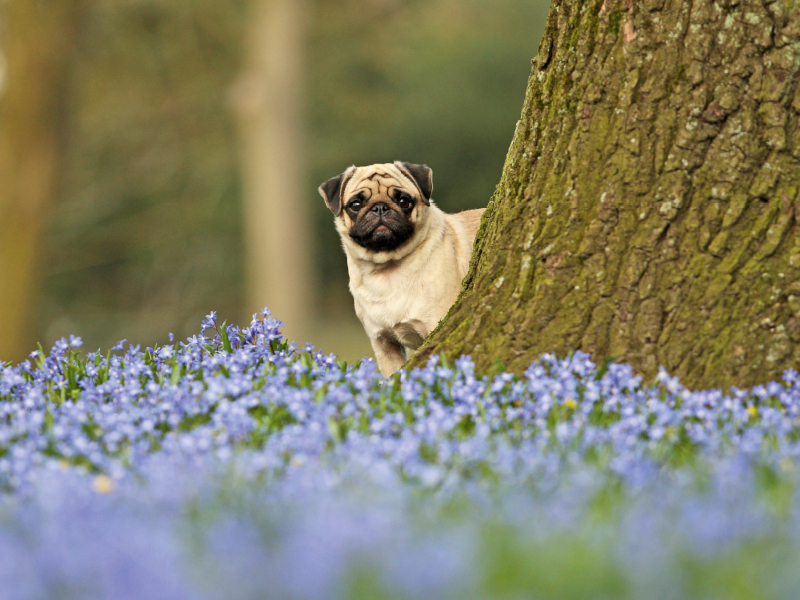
410 0 800 390
0 1 79 363
232 0 312 344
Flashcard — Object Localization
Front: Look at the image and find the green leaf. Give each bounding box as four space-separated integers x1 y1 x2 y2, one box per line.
327 417 341 442
35 343 46 368
170 354 180 386
43 408 54 434
220 321 233 353
595 356 614 381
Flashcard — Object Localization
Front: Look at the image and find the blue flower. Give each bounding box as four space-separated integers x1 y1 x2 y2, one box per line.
1 306 800 598
202 311 218 331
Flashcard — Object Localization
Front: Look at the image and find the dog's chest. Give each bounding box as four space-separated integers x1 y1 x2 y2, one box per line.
352 262 452 332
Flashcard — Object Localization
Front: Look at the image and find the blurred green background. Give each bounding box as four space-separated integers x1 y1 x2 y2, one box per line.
0 0 548 365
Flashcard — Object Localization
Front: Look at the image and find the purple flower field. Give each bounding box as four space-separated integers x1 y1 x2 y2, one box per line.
2 309 800 599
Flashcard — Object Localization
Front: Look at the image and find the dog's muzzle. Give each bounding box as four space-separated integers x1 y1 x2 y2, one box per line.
350 203 414 252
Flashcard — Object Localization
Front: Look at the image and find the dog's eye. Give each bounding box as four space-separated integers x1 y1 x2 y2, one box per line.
397 195 412 209
348 200 363 211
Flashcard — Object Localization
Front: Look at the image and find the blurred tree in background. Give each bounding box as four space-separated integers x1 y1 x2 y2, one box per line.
234 0 313 346
0 0 81 363
0 0 548 364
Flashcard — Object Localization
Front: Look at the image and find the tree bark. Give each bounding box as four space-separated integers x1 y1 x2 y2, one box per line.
410 0 800 390
0 0 80 363
232 0 312 344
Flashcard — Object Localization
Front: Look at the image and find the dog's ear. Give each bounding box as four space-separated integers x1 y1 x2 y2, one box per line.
318 167 355 216
395 162 433 205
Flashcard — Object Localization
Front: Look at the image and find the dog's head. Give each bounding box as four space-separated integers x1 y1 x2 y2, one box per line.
318 162 433 255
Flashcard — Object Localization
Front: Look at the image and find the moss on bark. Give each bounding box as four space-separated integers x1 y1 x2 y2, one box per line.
410 0 800 389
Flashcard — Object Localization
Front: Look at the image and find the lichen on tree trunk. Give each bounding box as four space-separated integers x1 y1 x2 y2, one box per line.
410 0 800 389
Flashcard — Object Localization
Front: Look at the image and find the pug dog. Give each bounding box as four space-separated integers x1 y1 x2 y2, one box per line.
319 162 484 376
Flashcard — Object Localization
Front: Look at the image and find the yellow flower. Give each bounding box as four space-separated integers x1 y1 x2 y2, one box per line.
92 474 113 494
564 399 578 410
746 405 758 418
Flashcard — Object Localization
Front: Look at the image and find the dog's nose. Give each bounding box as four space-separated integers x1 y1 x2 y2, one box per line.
371 203 390 217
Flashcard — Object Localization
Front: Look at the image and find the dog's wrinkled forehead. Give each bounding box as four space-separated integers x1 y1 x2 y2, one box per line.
319 161 432 216
344 164 418 200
